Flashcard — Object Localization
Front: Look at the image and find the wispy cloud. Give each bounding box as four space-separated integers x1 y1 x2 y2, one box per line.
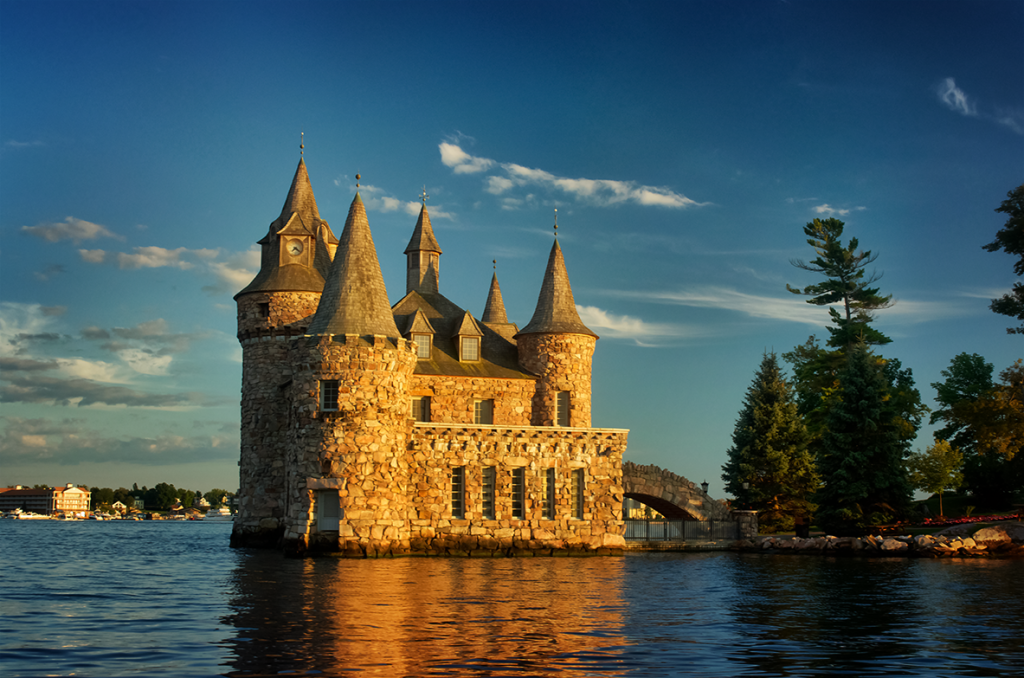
576 305 711 346
813 204 866 217
4 140 45 149
337 181 455 220
936 77 1023 135
440 141 705 209
22 217 122 244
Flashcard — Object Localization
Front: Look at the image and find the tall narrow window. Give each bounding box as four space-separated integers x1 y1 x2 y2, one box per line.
473 399 494 425
482 466 496 519
258 302 270 318
413 334 432 359
571 469 585 519
320 380 340 412
461 336 480 361
555 391 570 427
543 468 555 519
451 466 465 519
511 467 525 519
412 396 431 422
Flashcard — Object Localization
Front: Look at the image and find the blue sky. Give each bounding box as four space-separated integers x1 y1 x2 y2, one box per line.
1 0 1021 499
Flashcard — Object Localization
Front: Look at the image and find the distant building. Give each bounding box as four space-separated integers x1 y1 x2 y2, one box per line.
231 156 629 556
0 484 91 516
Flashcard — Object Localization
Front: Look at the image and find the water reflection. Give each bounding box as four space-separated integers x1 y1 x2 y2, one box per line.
223 554 632 675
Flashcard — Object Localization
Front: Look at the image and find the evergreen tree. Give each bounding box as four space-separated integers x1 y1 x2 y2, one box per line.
787 217 894 348
814 344 914 534
983 183 1024 334
722 352 817 532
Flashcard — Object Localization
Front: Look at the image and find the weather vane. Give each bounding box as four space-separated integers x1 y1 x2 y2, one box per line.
420 186 429 204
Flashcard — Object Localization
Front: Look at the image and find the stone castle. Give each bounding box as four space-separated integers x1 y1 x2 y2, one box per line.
231 156 629 556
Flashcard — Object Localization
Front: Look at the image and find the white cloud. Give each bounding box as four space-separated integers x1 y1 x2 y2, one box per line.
937 77 976 117
79 249 106 263
439 142 495 174
22 217 121 244
576 305 704 346
814 204 850 216
440 142 703 209
117 246 194 270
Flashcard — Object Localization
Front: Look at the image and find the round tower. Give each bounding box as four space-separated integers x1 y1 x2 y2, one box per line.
516 239 598 428
284 193 417 556
232 156 336 548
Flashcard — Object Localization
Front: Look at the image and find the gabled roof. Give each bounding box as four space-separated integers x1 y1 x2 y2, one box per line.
404 203 442 254
516 240 597 338
307 194 401 339
405 308 436 335
452 311 483 338
481 272 508 323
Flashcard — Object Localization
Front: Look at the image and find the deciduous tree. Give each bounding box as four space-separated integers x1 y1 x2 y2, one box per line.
906 440 963 517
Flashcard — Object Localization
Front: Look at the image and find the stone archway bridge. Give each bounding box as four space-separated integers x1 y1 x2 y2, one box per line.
621 461 733 521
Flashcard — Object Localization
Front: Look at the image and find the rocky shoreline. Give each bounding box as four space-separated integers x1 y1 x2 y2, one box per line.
735 522 1024 558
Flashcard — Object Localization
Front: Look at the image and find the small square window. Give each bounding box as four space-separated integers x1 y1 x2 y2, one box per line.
473 399 493 425
413 334 432 359
320 380 339 412
460 336 480 361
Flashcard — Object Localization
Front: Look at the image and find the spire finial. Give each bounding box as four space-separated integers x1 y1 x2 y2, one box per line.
553 208 558 238
493 259 496 272
300 131 304 157
356 173 361 188
420 186 429 205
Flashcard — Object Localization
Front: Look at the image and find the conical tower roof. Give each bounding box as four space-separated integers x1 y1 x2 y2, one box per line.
235 158 330 298
307 194 400 338
516 240 597 338
482 273 508 324
404 203 442 254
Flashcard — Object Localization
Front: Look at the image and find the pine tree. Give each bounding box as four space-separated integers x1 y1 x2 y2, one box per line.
721 352 817 532
983 183 1024 334
815 344 914 533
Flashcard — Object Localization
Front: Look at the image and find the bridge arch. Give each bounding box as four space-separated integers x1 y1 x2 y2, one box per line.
621 461 731 521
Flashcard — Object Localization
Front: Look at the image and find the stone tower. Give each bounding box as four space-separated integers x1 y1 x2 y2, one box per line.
404 202 442 295
516 239 598 427
284 193 417 555
233 158 336 546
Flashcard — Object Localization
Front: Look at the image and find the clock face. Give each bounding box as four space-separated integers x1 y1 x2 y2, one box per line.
286 239 304 256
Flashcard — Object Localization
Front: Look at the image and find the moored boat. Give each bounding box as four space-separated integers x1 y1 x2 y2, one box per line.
203 507 233 521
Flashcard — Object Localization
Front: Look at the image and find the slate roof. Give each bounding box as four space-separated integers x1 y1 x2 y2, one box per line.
393 290 534 379
307 194 401 339
481 273 509 323
404 203 442 254
236 158 337 298
516 240 597 338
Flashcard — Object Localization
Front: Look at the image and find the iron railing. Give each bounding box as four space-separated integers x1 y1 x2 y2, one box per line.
624 519 738 542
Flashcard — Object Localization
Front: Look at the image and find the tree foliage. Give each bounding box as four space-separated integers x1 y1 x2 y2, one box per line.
983 184 1024 334
906 440 963 517
722 352 818 532
930 356 1024 507
814 344 914 533
787 218 894 348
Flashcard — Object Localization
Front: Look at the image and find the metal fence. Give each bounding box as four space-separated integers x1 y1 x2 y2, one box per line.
624 519 738 542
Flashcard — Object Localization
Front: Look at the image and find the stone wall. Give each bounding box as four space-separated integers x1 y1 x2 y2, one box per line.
517 334 595 427
410 375 536 426
300 423 628 557
622 461 732 521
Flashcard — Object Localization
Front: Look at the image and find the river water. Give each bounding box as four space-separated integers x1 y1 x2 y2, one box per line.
1 520 1022 677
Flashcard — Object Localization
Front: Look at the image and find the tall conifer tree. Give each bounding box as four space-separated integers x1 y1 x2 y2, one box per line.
815 344 913 533
722 352 817 532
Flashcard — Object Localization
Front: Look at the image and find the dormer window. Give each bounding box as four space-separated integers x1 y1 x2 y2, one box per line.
412 334 432 359
460 336 480 362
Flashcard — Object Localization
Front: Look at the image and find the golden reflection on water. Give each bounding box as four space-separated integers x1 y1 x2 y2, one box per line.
226 555 631 676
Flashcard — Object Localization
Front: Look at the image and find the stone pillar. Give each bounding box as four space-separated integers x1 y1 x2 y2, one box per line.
517 334 595 427
731 510 759 539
